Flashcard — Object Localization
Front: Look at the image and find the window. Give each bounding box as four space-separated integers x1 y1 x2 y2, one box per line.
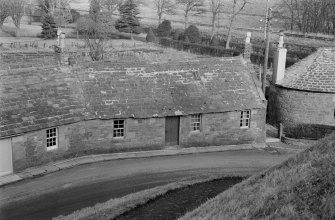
191 114 201 131
113 120 125 138
46 127 58 151
240 110 251 128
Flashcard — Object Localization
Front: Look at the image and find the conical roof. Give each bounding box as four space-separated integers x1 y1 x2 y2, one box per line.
277 47 335 93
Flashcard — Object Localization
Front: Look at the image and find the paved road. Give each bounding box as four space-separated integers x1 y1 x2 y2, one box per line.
0 149 293 220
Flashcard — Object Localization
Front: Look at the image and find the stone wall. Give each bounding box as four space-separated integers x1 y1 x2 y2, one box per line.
11 110 265 171
268 84 335 136
180 110 266 147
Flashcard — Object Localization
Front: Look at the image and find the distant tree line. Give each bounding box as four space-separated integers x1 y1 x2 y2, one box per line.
274 0 335 34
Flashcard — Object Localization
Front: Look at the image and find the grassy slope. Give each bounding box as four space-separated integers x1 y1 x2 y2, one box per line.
70 0 277 30
180 133 335 220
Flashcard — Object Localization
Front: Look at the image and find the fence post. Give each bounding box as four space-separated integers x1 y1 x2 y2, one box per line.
278 123 283 140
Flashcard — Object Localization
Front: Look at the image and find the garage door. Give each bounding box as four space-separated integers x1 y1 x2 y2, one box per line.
0 138 13 176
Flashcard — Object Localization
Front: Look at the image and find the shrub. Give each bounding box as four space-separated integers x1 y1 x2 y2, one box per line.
70 9 81 23
210 36 219 46
171 29 184 40
133 26 143 34
41 14 57 39
146 28 156 42
157 20 172 37
184 25 201 44
115 0 141 33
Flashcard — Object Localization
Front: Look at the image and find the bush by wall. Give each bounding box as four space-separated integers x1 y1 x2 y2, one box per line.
159 38 240 57
184 25 201 44
157 20 172 37
284 124 335 139
146 28 156 42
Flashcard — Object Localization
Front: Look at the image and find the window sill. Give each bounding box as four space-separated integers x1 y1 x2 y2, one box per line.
47 146 58 151
240 126 250 129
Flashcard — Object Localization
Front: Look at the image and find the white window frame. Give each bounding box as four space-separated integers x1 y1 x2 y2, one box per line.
240 110 251 129
191 114 202 132
113 119 125 138
46 127 58 151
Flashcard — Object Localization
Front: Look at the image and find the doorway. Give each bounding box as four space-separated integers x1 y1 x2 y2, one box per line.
165 117 180 146
0 138 13 176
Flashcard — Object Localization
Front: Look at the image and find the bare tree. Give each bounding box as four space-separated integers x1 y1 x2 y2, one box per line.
77 6 115 60
0 0 10 30
154 0 175 25
209 0 224 39
8 0 25 37
225 0 249 49
101 0 124 13
176 0 205 29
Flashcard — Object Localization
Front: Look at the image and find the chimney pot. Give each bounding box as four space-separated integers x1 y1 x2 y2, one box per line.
243 32 252 60
272 33 287 84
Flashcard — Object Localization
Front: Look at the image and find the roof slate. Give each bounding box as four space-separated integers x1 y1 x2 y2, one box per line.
0 56 265 138
278 47 335 93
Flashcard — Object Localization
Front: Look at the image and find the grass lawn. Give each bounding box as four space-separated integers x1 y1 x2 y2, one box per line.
179 133 335 220
53 174 249 220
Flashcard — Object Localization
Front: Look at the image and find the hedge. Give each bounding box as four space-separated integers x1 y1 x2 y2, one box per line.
284 124 335 139
159 38 240 57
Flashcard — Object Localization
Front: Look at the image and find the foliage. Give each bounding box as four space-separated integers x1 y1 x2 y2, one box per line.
77 11 115 61
115 0 140 33
175 0 205 29
209 0 224 39
146 28 156 42
274 0 335 34
225 0 250 49
157 19 172 37
159 37 240 57
41 13 57 39
8 0 25 37
133 25 143 34
210 35 219 46
0 0 10 29
154 0 175 25
70 9 80 23
101 0 124 13
284 124 335 139
180 133 335 220
171 28 184 40
184 25 201 43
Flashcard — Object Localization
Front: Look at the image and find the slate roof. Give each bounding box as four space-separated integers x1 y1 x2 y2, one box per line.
0 56 265 138
277 47 335 93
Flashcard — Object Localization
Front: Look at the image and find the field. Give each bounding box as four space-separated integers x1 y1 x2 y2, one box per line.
180 133 335 220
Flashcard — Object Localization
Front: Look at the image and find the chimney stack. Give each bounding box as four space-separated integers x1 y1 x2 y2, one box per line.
243 32 252 60
272 33 287 84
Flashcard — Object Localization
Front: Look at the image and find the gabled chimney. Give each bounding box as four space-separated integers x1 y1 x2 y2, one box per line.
272 33 287 84
243 32 252 60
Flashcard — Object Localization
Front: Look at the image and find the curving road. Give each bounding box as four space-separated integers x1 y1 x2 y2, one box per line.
0 149 293 220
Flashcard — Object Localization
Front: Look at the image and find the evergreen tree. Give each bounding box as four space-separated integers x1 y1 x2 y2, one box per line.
115 0 140 33
41 14 57 39
146 28 156 42
184 25 201 43
157 20 172 37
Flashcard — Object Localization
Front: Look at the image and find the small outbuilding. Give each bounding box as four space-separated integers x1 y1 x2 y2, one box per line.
0 43 266 175
268 35 335 139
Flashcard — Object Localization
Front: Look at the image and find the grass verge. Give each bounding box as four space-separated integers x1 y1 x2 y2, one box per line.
179 133 335 220
53 174 249 220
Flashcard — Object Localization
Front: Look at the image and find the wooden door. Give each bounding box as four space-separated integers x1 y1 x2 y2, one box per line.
0 138 13 176
165 117 180 146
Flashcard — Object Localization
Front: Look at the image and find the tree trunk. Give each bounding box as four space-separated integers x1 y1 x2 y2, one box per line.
225 16 235 49
184 13 188 29
158 13 162 26
211 13 216 39
15 27 20 37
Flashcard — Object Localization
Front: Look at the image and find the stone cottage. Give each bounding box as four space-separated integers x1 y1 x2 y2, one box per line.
0 41 266 175
268 34 335 138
